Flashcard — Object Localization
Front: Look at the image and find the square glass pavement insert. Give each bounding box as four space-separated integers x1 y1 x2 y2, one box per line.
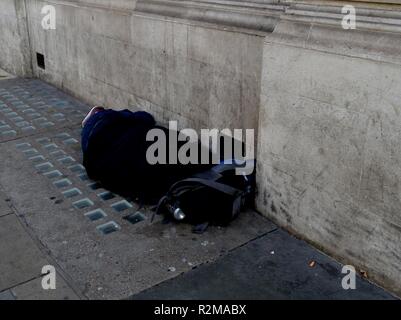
16 142 31 150
29 155 45 163
68 164 85 173
53 178 72 188
78 173 89 181
1 130 17 137
63 138 79 145
72 198 94 209
11 116 25 122
36 162 53 172
55 133 71 139
97 221 120 235
52 113 65 120
36 137 51 145
21 126 36 132
21 108 35 114
43 170 63 179
98 191 115 201
32 117 47 123
123 212 145 225
50 150 66 157
85 209 107 221
15 104 29 109
54 101 69 106
23 148 39 157
0 124 11 131
87 182 102 190
39 121 55 128
111 200 133 213
58 156 75 165
37 103 49 109
43 143 58 152
62 188 82 198
16 121 30 127
26 112 41 118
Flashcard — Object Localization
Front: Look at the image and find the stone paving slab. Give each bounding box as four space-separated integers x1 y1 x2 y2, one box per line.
10 273 80 300
132 229 397 300
0 78 277 299
0 214 49 291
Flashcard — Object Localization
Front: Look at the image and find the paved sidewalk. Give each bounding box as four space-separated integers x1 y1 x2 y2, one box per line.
133 229 395 300
0 73 397 300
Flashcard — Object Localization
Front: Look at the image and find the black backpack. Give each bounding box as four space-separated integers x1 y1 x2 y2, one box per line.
154 160 255 232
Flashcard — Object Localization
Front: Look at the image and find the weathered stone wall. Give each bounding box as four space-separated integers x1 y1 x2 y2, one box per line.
0 0 32 77
18 0 275 131
256 6 401 296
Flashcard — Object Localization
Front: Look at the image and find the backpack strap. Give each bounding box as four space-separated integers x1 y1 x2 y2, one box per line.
169 178 243 198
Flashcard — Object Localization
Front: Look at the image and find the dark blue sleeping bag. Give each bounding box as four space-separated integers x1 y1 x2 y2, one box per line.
81 110 213 203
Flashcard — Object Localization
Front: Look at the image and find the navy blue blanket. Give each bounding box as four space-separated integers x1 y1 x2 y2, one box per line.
81 110 213 203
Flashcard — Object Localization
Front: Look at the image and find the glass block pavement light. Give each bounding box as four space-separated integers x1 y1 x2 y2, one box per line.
14 129 149 235
0 78 88 142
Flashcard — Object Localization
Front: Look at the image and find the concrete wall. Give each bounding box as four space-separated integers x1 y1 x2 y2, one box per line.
20 0 271 131
0 0 32 77
257 15 401 295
